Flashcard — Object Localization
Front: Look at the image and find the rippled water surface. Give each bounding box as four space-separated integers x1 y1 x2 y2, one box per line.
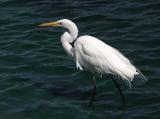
0 0 160 119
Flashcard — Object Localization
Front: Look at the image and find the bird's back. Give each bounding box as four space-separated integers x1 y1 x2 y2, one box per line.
74 35 139 81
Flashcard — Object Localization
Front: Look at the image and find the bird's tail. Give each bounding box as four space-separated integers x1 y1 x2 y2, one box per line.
125 69 147 88
133 69 147 84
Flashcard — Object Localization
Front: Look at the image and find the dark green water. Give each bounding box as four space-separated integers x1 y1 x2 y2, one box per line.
0 0 160 119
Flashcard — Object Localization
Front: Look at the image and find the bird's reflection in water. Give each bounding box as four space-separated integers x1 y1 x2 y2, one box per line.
33 81 127 119
33 81 91 101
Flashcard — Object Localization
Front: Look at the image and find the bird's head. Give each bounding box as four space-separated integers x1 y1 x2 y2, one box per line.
39 19 76 29
39 19 78 40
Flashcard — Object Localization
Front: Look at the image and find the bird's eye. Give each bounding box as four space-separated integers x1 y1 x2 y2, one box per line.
59 22 62 25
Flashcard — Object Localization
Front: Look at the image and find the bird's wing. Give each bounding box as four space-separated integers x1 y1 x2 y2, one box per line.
74 35 138 81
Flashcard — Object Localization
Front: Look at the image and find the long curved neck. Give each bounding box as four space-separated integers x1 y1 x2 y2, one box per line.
61 24 78 57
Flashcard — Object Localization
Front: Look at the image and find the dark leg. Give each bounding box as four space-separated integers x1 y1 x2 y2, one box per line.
112 78 127 110
89 76 96 106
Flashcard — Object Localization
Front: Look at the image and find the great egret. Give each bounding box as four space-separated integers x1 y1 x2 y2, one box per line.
39 19 147 107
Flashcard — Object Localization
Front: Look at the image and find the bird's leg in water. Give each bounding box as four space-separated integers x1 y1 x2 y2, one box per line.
112 78 127 110
89 76 96 106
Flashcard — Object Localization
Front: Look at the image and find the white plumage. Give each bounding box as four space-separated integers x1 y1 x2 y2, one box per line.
75 35 139 81
39 19 147 87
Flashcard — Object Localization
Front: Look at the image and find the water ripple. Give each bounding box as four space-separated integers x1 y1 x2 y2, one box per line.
0 0 159 119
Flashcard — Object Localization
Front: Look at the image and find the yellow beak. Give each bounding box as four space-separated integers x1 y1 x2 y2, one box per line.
39 21 60 27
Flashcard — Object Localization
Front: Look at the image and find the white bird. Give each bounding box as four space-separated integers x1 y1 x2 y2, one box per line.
39 19 147 107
